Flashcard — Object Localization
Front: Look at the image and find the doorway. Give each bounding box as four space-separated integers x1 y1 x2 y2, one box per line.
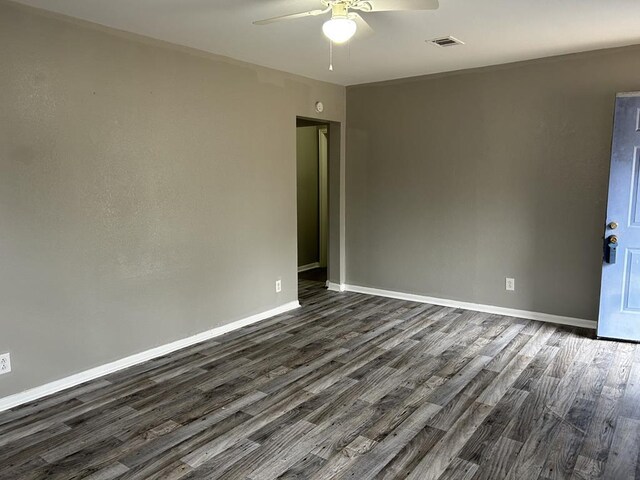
296 118 329 285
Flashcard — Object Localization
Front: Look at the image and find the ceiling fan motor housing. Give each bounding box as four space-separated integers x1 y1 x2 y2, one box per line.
331 3 348 18
322 0 373 14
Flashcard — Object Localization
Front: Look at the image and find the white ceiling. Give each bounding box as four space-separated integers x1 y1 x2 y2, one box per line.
13 0 640 86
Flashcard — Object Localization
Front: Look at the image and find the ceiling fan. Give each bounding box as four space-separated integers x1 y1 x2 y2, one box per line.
253 0 440 44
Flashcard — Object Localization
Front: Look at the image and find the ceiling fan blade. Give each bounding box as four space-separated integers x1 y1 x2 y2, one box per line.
350 13 375 38
253 8 329 25
364 0 439 12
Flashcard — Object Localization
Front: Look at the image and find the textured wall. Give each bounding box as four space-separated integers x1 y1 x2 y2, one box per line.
347 45 640 321
0 0 345 397
296 126 320 268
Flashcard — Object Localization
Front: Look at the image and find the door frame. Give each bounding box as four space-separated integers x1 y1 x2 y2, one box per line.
318 126 329 268
295 116 344 292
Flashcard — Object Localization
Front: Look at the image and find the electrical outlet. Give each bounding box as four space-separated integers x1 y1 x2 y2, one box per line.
275 279 282 293
506 278 515 291
0 353 11 375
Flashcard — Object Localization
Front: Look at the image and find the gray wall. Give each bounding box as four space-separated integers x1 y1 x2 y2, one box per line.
347 45 640 321
0 0 345 398
296 126 319 267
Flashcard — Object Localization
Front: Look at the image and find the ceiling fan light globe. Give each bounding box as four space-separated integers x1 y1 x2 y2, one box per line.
322 17 357 43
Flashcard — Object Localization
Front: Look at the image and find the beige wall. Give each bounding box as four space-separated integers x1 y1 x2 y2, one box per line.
347 45 640 321
296 126 320 268
0 0 345 398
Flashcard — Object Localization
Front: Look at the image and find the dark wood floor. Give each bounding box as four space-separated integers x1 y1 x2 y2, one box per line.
298 267 327 283
1 280 639 480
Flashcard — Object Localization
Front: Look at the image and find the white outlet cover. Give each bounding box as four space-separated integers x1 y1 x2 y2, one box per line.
506 278 515 291
0 353 11 375
275 280 282 293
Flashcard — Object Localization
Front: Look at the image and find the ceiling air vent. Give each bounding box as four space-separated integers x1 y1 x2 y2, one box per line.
429 36 464 47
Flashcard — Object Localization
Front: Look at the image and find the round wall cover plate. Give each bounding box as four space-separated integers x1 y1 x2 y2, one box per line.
315 101 324 113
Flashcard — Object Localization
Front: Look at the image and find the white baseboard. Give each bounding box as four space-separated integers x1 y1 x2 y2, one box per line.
0 301 300 413
337 284 597 330
298 262 321 273
326 281 345 292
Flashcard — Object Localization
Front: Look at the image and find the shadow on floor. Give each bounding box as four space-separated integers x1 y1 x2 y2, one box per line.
298 267 327 284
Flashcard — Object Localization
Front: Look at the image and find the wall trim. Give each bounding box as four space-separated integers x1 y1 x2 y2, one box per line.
339 284 597 330
0 301 300 413
326 281 346 292
298 262 321 273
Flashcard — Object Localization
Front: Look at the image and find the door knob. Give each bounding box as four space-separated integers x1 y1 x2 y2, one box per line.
609 221 618 230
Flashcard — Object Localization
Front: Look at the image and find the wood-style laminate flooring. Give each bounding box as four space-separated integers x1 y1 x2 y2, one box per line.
1 279 639 479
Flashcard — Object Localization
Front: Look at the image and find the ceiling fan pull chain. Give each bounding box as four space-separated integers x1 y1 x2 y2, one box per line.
329 40 334 71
